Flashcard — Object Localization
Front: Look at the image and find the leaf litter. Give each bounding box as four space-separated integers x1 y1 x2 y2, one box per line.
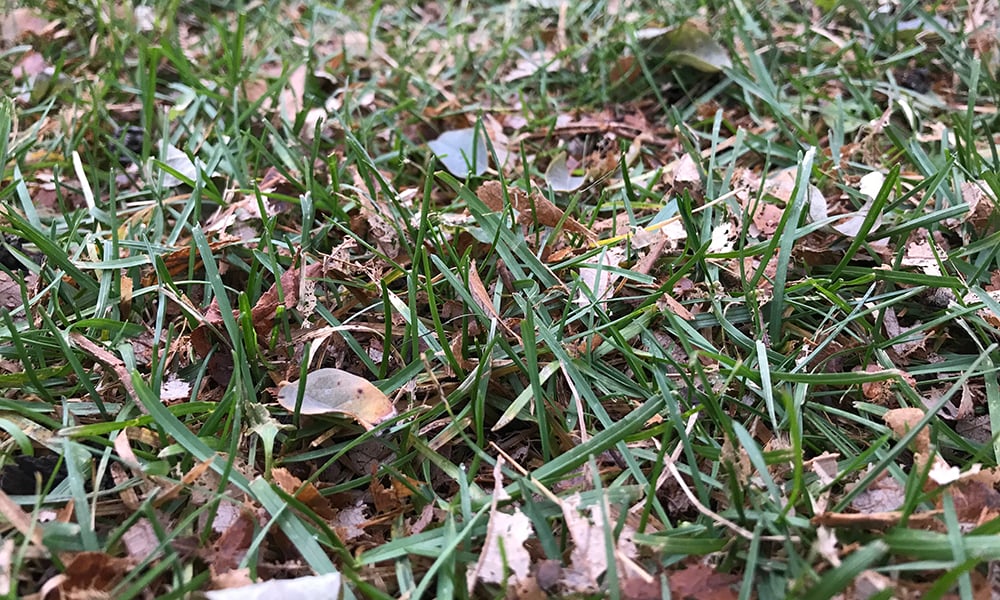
3 0 1000 597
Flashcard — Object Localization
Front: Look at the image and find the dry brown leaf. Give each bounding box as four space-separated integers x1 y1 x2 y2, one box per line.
949 478 1000 525
271 468 337 520
806 452 840 486
69 332 146 414
881 307 929 363
848 570 894 598
138 237 241 283
0 488 44 548
355 176 408 260
558 493 639 593
955 381 978 420
113 430 143 475
620 574 662 600
468 259 522 343
751 202 783 236
963 288 1000 328
900 238 942 276
516 108 672 146
40 552 133 599
861 364 895 404
371 473 421 514
668 563 739 600
207 502 243 536
559 494 606 593
511 576 547 600
928 458 976 486
503 49 561 82
655 292 694 320
250 262 329 338
12 50 48 79
330 498 368 541
669 153 702 200
957 413 994 445
477 180 596 242
811 510 941 529
190 261 331 379
960 181 999 235
815 526 840 567
207 505 258 573
279 64 307 123
720 435 752 488
160 374 193 403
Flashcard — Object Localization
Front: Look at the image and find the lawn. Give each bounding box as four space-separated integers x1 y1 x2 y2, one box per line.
2 0 1000 598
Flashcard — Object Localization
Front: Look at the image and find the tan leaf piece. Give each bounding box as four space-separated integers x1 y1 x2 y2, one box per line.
883 407 930 455
276 368 396 430
468 259 522 343
811 510 941 529
190 261 332 386
279 64 307 123
468 493 532 588
271 468 337 520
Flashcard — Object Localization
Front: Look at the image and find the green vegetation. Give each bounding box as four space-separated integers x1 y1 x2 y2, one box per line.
2 0 1000 598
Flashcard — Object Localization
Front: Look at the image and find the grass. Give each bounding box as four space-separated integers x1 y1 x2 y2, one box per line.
3 0 1000 598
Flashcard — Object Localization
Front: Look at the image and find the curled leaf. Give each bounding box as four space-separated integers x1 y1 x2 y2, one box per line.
638 21 732 73
277 368 396 430
662 23 732 72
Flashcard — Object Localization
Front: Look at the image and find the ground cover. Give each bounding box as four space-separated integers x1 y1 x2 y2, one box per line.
2 0 1000 598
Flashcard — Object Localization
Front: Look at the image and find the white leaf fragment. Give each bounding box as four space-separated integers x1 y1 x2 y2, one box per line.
467 458 533 593
559 493 639 593
475 510 533 584
160 374 192 402
428 128 489 177
204 573 342 600
858 171 885 199
544 152 586 192
152 143 208 188
928 458 980 486
575 247 625 306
